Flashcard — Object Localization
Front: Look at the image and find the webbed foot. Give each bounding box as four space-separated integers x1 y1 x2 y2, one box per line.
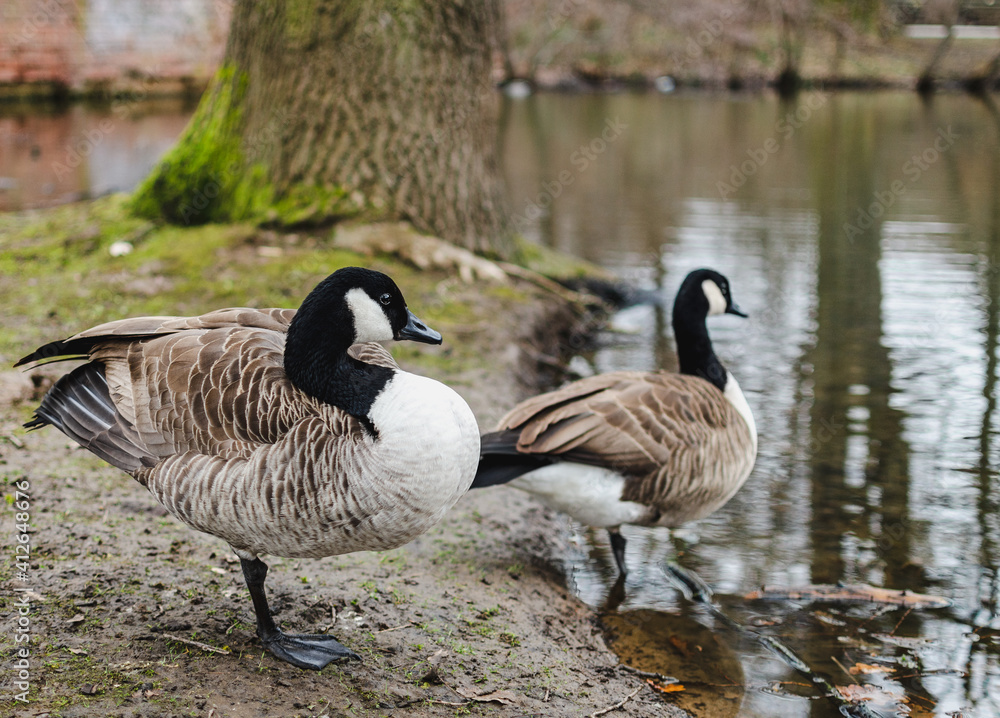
261 630 360 670
240 556 360 671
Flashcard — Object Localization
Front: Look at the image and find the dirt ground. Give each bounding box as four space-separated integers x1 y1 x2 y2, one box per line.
0 247 694 718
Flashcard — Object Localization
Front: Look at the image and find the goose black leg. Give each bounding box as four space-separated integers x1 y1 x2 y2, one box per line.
662 562 714 604
608 528 628 576
602 572 628 613
240 557 359 670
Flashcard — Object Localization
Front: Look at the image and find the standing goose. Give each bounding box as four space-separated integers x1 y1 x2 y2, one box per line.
18 267 480 670
472 268 756 575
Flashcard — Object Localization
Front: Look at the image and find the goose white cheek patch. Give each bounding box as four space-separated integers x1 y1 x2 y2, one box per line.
346 288 395 343
702 279 727 316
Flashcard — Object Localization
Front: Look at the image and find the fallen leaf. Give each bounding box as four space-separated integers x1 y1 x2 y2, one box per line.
646 679 685 693
80 683 102 695
849 663 894 675
668 635 694 656
209 567 227 575
837 684 884 702
67 647 88 655
813 611 847 626
420 648 448 685
66 613 86 624
143 689 162 699
454 687 521 705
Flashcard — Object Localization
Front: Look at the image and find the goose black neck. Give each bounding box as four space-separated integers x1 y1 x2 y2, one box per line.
672 310 727 392
284 315 393 425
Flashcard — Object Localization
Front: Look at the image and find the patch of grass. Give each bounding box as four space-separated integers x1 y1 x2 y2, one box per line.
477 605 501 620
0 192 527 405
0 194 479 370
29 650 158 711
471 624 495 639
509 233 606 279
224 612 253 635
449 639 474 655
359 579 379 600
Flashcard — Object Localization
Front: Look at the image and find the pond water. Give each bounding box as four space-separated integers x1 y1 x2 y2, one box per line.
0 98 195 212
503 92 1000 717
3 90 1000 717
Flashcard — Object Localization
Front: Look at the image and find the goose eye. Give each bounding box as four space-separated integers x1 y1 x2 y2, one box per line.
379 293 392 306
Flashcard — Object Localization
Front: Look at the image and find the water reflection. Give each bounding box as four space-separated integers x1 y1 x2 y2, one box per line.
0 100 193 212
501 92 1000 716
602 603 746 717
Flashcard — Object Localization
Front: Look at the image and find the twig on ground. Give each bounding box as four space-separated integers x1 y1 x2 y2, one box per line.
589 685 642 717
376 621 416 633
162 634 231 656
830 655 854 681
745 584 949 609
890 607 913 635
616 664 675 683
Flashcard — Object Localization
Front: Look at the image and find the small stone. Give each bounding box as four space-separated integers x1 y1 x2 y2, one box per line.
109 240 133 257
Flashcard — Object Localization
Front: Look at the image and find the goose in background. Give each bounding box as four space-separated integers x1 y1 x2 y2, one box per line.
19 267 480 670
472 268 756 577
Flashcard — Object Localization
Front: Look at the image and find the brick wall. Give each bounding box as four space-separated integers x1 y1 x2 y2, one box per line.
0 0 230 95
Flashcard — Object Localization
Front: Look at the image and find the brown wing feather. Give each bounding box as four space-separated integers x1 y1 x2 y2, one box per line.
499 371 702 470
15 308 298 367
71 308 298 339
26 308 388 468
498 371 754 521
89 314 358 462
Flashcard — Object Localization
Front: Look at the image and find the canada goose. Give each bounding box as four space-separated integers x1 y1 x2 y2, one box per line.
472 268 756 575
18 267 480 670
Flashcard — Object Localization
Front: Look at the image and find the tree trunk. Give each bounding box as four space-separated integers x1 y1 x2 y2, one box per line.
131 0 511 256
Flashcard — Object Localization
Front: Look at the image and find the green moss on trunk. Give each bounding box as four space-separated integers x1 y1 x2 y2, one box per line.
129 63 364 228
129 65 260 225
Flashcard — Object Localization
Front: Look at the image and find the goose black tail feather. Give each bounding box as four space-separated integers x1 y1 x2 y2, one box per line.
471 430 553 489
15 333 161 369
16 337 95 368
26 362 154 474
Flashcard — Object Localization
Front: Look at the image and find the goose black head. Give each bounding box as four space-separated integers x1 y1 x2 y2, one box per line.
674 268 746 323
292 267 442 349
285 267 442 418
672 269 745 391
